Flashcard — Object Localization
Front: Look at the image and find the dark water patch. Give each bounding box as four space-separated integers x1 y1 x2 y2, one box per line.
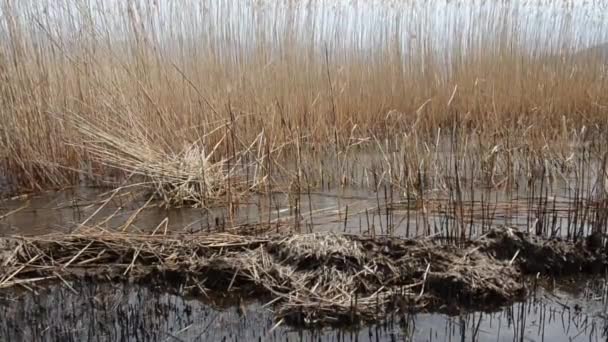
1 279 608 341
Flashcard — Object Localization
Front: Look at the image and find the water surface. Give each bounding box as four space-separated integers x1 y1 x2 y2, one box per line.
1 279 608 341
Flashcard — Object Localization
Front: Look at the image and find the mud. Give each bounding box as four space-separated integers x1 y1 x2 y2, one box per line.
478 228 608 275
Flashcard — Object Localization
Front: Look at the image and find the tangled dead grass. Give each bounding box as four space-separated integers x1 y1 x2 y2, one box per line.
2 226 606 326
69 113 256 207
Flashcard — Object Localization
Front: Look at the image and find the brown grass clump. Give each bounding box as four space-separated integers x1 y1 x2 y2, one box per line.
269 233 365 264
3 226 605 326
68 113 262 207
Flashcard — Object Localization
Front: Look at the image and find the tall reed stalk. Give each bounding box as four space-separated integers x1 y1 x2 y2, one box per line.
0 0 607 191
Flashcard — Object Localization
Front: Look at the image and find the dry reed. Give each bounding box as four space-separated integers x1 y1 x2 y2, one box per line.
0 0 607 194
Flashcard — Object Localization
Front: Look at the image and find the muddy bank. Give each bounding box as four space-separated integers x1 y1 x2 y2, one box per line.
1 227 607 326
478 228 608 275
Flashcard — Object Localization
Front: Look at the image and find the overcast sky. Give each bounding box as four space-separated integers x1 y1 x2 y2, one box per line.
2 0 607 59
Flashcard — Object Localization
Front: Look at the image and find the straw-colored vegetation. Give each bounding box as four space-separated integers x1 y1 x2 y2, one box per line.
3 1 608 330
0 0 607 201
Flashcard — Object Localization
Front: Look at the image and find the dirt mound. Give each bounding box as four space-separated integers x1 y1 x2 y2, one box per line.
0 227 606 326
478 227 608 275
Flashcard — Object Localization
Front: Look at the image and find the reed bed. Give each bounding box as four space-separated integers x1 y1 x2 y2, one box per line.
0 0 607 196
2 226 607 326
3 0 608 331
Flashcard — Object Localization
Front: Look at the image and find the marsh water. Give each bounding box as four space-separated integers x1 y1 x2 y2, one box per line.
1 179 604 238
2 278 608 341
2 184 608 341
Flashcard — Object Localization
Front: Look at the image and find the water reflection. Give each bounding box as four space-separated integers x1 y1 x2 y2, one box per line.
1 279 607 341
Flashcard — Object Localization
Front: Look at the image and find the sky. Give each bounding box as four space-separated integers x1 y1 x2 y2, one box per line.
2 0 607 60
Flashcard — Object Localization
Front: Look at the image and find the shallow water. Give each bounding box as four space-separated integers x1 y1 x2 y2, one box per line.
1 0 607 339
0 181 604 240
1 279 608 341
1 179 607 341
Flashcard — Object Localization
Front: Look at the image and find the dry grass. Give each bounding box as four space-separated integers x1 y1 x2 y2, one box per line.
0 0 607 195
68 112 259 207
